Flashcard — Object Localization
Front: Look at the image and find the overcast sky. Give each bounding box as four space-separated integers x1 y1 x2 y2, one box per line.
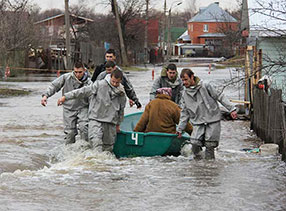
32 0 240 13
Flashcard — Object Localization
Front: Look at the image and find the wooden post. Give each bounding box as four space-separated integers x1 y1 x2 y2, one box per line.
164 0 167 52
252 47 262 85
253 46 256 81
258 49 262 80
245 46 253 112
281 103 286 160
253 87 285 160
64 0 71 70
244 49 249 103
144 0 149 63
112 0 129 66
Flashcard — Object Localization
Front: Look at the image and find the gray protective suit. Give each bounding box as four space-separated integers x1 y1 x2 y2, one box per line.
42 72 91 144
64 75 126 152
150 68 184 105
177 77 235 158
97 70 139 104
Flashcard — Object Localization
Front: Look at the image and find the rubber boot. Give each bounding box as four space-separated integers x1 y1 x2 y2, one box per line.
65 131 76 145
192 144 202 160
102 144 113 153
80 132 89 142
91 138 103 152
205 147 215 160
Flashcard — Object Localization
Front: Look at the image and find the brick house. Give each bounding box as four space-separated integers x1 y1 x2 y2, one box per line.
187 2 238 55
147 19 159 46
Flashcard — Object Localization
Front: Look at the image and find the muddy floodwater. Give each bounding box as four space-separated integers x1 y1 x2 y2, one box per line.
1 65 286 211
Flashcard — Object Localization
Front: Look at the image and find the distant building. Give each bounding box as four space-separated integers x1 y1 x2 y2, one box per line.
158 27 186 57
126 18 161 64
35 13 94 45
246 0 286 99
147 19 160 46
175 30 207 57
33 14 103 70
177 30 191 44
187 2 238 56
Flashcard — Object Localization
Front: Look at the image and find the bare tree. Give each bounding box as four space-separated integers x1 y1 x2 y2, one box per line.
0 0 37 67
87 0 165 64
182 0 197 22
215 18 242 57
248 0 286 77
87 14 118 47
34 8 63 22
111 0 129 66
107 0 146 65
216 0 286 97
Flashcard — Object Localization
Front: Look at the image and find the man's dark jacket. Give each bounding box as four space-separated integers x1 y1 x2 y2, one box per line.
91 63 105 82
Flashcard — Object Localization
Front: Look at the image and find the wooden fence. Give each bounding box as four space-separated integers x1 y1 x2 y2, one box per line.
252 87 286 160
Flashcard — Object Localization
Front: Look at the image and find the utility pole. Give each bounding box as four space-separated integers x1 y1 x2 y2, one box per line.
163 0 167 56
112 0 129 66
167 2 182 61
64 0 71 70
167 8 171 61
144 0 149 63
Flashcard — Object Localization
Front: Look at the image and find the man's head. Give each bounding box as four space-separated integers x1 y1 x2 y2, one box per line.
110 68 123 87
180 68 195 88
105 49 116 62
74 61 86 80
166 63 177 81
105 61 116 74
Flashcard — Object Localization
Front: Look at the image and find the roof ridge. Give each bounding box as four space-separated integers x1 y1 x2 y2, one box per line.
188 2 237 23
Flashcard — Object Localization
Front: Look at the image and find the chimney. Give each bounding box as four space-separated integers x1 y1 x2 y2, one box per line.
199 7 206 13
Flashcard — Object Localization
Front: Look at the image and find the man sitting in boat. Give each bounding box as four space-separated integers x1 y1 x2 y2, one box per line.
134 88 192 135
150 63 184 106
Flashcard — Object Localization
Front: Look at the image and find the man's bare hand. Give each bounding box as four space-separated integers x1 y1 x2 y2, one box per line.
176 131 182 138
116 125 120 133
41 96 48 106
129 99 135 107
230 111 238 120
57 96 66 106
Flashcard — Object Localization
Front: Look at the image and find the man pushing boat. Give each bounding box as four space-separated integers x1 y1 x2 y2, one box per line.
41 61 91 145
57 68 126 153
150 63 184 106
177 68 237 160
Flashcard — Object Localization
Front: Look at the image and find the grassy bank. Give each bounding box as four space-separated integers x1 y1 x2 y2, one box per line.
0 88 30 97
215 55 245 69
122 66 148 72
215 64 244 69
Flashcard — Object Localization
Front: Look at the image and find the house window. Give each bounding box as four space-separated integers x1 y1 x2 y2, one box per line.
48 26 54 35
188 24 193 32
205 38 222 46
203 24 209 32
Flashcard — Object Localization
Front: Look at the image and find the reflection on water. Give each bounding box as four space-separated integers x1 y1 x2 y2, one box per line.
1 68 286 210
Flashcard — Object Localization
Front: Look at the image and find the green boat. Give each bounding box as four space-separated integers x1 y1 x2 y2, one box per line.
113 112 190 158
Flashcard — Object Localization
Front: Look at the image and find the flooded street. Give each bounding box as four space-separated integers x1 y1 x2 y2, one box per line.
1 65 286 210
